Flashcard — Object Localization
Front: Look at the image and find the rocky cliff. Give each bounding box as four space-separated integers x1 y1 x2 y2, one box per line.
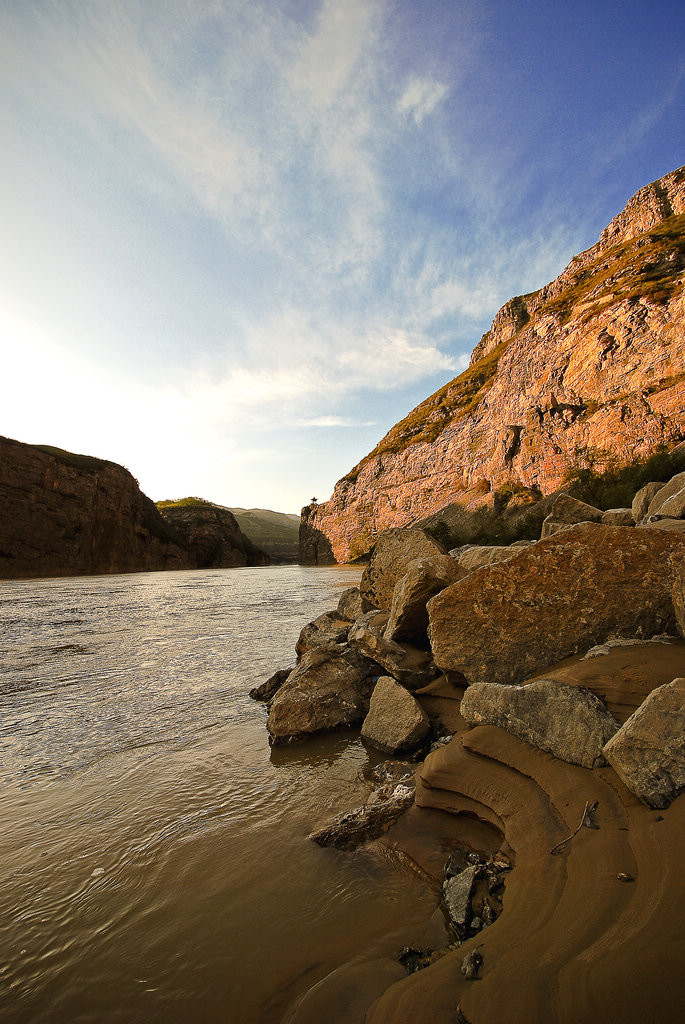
158 501 270 568
0 435 190 579
301 166 685 563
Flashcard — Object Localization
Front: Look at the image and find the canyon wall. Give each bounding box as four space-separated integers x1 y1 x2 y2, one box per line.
301 166 685 563
0 435 190 579
159 503 270 568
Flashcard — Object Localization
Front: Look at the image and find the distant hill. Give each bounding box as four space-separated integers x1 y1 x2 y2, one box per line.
229 508 300 563
156 498 269 568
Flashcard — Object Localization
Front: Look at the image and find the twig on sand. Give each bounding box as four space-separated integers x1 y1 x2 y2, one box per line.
550 800 599 855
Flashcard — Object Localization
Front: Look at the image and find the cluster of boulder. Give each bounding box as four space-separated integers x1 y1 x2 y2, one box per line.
254 467 685 813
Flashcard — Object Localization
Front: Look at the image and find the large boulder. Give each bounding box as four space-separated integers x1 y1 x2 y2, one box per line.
349 625 438 689
385 554 462 645
427 523 685 686
675 561 685 639
361 676 431 753
460 679 620 768
632 481 665 522
295 611 351 659
603 678 685 808
359 528 447 612
540 493 603 539
647 471 685 518
266 645 378 743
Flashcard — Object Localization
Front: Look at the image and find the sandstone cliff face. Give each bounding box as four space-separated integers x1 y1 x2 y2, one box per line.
0 435 190 579
302 166 685 563
158 503 269 568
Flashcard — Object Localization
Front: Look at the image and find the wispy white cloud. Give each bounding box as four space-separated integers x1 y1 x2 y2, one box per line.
397 77 449 124
295 416 376 428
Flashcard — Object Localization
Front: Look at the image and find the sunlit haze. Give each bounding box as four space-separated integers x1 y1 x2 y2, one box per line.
2 0 683 512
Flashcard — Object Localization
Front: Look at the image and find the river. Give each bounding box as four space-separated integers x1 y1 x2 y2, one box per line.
0 566 440 1023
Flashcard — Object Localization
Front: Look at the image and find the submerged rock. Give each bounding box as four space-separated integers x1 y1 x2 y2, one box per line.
309 784 415 850
603 677 685 808
460 678 620 768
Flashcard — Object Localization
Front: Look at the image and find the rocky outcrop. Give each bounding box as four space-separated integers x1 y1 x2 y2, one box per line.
603 677 685 808
301 166 685 563
427 523 684 685
0 434 190 578
361 676 431 753
460 678 620 768
158 502 269 568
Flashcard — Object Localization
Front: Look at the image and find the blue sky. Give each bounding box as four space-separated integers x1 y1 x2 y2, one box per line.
1 0 683 513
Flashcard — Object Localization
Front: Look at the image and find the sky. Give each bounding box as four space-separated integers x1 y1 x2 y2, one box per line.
1 1 683 513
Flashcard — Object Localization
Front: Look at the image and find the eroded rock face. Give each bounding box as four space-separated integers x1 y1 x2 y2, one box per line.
603 678 685 807
359 528 447 611
427 523 685 685
385 554 462 645
361 676 430 753
300 167 685 563
0 434 190 579
266 644 378 743
460 679 620 768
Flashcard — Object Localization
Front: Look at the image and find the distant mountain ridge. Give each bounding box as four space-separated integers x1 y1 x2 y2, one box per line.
301 165 685 564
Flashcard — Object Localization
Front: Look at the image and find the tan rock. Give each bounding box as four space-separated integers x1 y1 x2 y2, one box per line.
647 471 685 517
641 519 685 534
361 676 430 753
601 508 634 527
540 493 603 538
337 587 366 621
603 678 685 808
456 544 523 572
427 523 685 685
385 554 462 644
460 678 619 768
654 485 685 520
632 481 665 522
359 528 447 612
266 645 376 743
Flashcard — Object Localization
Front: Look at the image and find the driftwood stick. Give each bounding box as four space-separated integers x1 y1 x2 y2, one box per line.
550 800 598 855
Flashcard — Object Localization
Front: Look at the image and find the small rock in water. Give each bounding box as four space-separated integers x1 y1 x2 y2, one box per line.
616 872 634 883
461 949 483 980
91 867 105 877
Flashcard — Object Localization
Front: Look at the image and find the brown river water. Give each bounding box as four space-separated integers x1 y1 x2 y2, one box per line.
0 566 442 1023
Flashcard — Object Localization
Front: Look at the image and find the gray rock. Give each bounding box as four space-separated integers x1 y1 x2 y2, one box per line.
654 486 685 520
361 676 431 754
540 493 603 539
308 784 415 850
360 528 447 612
641 519 685 535
461 950 483 980
385 555 462 645
443 865 478 933
349 625 438 689
348 609 390 641
632 482 665 523
459 678 620 768
647 471 685 518
267 644 378 744
295 611 351 659
601 508 635 527
603 677 685 808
